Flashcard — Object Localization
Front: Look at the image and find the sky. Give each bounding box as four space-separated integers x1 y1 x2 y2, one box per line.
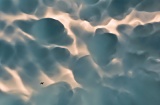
0 0 160 105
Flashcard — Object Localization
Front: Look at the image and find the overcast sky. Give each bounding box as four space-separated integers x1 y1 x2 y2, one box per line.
0 0 160 105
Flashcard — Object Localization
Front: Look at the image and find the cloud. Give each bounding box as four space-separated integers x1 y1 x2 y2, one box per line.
50 47 72 67
0 66 12 80
26 39 58 76
107 0 141 20
0 0 19 14
87 32 118 66
13 19 36 35
136 0 160 12
31 18 73 45
0 20 6 31
42 0 56 6
4 25 15 35
1 0 160 105
79 5 101 22
30 82 73 105
70 55 101 87
0 40 15 65
18 0 39 14
117 22 160 57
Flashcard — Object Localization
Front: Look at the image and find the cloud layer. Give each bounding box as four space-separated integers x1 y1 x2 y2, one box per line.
0 0 160 105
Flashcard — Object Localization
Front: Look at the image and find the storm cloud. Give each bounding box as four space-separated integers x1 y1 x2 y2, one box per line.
0 0 160 105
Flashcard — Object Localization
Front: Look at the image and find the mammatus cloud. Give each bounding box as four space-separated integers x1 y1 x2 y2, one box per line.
0 0 160 105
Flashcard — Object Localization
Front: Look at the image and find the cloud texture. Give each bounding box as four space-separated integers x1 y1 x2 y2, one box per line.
0 0 160 105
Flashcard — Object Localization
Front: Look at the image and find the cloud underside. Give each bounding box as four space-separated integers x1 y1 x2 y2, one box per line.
0 0 160 105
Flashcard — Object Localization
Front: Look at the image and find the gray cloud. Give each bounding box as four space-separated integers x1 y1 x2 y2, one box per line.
18 0 39 14
117 22 160 57
30 82 73 105
70 55 101 87
87 32 118 66
0 66 12 80
0 40 15 65
1 0 160 105
136 0 160 12
0 91 28 105
0 0 19 14
31 18 73 45
13 19 36 35
0 20 6 31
